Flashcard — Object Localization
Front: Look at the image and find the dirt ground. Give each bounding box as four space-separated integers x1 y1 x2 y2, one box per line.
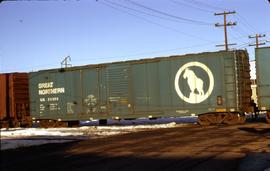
1 122 270 171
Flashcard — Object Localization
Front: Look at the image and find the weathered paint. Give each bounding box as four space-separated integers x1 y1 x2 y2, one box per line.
0 73 31 127
256 47 270 111
0 74 8 120
29 50 252 121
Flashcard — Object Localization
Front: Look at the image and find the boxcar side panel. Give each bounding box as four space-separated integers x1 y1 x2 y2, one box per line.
165 52 225 116
63 71 83 119
30 71 70 120
158 61 174 109
29 72 38 119
107 64 130 116
128 51 240 118
29 50 251 121
82 68 99 118
146 62 160 111
99 67 109 117
81 67 109 120
132 63 148 114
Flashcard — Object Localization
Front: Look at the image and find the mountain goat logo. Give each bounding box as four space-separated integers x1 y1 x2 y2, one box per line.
175 62 214 104
183 68 205 96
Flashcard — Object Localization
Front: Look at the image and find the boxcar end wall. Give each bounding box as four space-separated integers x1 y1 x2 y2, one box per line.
0 73 31 128
255 47 270 123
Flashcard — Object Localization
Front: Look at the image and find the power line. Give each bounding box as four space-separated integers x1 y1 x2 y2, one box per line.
72 42 224 64
72 35 256 64
184 0 227 12
125 0 212 25
237 42 253 49
1 33 264 73
98 1 213 42
235 25 251 36
230 27 259 49
231 26 249 39
169 0 214 14
171 0 255 38
229 28 249 48
103 0 200 25
1 43 215 72
235 14 258 33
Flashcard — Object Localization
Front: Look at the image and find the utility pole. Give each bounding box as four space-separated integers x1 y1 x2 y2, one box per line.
61 56 72 68
215 11 237 51
249 34 266 48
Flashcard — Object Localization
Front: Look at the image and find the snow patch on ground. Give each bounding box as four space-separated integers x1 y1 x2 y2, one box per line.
1 121 182 151
1 139 74 151
80 116 197 126
1 128 84 137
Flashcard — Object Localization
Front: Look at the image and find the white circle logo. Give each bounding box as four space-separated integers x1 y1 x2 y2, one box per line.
174 61 214 104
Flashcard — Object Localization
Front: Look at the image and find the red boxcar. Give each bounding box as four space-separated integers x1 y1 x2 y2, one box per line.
0 73 31 128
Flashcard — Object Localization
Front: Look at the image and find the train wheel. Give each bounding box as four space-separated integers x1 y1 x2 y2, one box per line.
209 113 226 124
1 121 9 128
56 121 68 127
39 120 49 128
216 114 225 124
197 115 211 126
223 113 238 125
24 116 33 128
266 111 270 123
12 121 20 128
48 120 57 127
21 117 32 128
204 114 216 124
40 120 57 128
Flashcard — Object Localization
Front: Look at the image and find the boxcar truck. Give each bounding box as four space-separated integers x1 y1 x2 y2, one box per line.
255 47 270 123
0 73 32 128
29 50 252 127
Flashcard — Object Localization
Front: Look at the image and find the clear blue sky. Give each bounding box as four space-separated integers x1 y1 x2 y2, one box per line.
0 0 269 73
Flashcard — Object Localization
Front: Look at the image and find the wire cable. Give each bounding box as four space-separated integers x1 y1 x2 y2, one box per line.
234 14 258 33
1 34 261 73
169 0 214 14
184 0 227 12
98 1 213 42
125 0 212 25
104 0 201 25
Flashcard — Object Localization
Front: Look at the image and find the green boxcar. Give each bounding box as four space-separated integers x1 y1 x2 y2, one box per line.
255 47 270 122
29 50 252 124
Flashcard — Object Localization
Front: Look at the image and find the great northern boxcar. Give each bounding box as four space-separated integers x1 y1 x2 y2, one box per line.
256 47 270 123
0 73 31 128
29 50 252 127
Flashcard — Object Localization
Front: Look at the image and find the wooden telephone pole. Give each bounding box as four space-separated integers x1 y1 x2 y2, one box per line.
215 11 237 51
249 34 266 48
